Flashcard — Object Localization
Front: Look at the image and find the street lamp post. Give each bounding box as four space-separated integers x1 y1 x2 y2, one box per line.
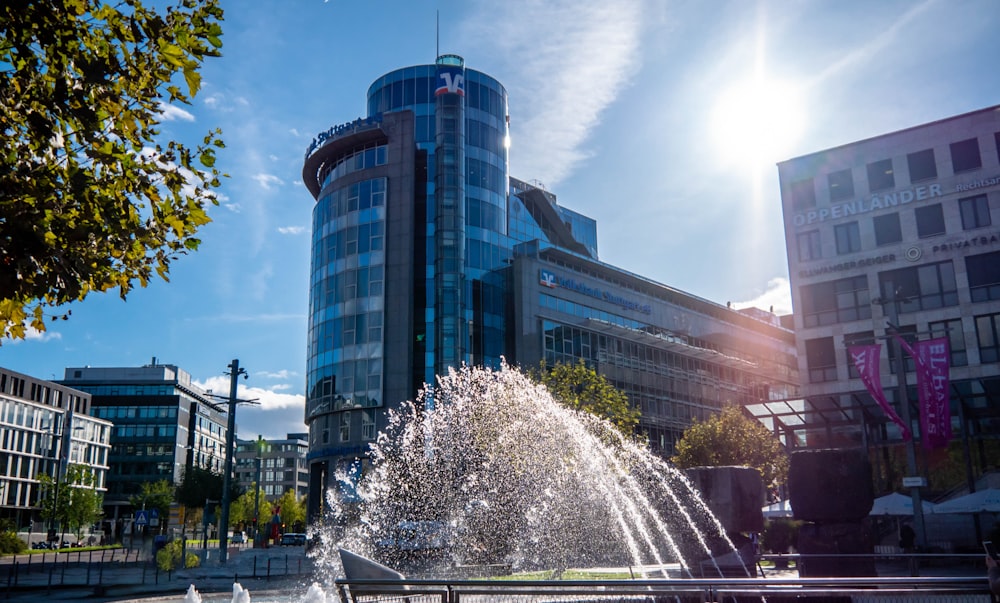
219 359 246 564
253 436 263 548
883 283 927 550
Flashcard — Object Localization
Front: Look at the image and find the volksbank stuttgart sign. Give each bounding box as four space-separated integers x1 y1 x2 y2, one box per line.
540 269 652 315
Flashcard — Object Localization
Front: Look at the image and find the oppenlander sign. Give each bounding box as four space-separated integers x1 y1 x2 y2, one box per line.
793 183 942 227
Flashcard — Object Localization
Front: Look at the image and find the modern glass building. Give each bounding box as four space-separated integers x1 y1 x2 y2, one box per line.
59 360 228 522
0 366 110 534
302 56 798 521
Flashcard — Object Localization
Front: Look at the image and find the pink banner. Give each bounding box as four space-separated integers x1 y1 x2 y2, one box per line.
912 337 952 450
848 344 911 440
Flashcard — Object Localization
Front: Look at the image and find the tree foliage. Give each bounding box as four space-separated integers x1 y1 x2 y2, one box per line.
274 489 306 531
229 481 267 527
37 464 103 540
0 0 225 341
671 406 789 489
533 359 639 435
129 479 174 530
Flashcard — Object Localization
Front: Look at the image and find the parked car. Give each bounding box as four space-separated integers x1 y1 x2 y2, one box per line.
231 532 245 544
280 533 306 546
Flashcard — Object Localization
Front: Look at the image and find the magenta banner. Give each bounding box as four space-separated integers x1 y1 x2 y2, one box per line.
848 344 911 440
912 337 952 450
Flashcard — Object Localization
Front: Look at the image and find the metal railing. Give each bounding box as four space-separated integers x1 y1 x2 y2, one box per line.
334 576 994 603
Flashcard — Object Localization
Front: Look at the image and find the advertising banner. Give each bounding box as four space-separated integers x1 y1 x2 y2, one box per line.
911 337 952 450
848 344 911 440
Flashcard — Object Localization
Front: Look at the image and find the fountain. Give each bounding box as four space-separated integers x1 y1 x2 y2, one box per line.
315 362 743 580
127 362 747 602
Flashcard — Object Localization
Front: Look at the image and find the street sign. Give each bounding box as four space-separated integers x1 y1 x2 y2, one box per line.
134 510 149 526
903 477 927 487
150 508 160 527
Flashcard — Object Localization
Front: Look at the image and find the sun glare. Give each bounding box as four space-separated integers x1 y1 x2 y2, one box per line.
711 77 805 170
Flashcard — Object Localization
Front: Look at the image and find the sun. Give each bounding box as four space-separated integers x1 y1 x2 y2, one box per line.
710 77 806 170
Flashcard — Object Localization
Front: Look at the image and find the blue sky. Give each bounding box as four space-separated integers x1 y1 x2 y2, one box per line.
3 0 999 439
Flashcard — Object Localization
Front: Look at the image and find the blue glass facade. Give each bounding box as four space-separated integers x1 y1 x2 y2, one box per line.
365 58 510 384
302 58 800 523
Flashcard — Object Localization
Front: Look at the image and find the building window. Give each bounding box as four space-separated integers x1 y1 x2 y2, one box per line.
361 410 375 441
844 331 875 379
995 132 1000 164
800 275 871 327
828 169 854 201
805 337 837 382
790 178 816 210
873 213 902 246
907 148 937 182
915 203 945 238
867 159 895 192
967 251 1000 302
976 313 1000 363
878 260 958 313
834 221 861 254
950 138 982 173
929 319 967 367
339 412 350 442
797 230 821 262
959 194 991 230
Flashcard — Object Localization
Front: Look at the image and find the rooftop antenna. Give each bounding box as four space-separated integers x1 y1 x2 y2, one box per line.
435 9 439 58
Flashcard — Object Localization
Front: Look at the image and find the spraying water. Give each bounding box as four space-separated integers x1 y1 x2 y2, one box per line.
319 362 742 579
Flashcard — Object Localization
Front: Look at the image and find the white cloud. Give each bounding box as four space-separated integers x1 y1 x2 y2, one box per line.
158 102 196 122
195 376 304 412
268 154 280 162
259 369 295 379
461 0 643 186
734 277 793 316
252 173 284 190
278 226 305 235
8 325 62 344
223 202 242 213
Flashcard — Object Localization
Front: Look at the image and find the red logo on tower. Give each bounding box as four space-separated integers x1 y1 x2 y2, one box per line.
435 66 465 96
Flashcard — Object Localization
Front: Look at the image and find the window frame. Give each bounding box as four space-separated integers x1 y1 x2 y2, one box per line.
866 159 895 192
950 137 982 173
805 337 838 383
959 194 991 230
873 213 903 246
907 148 937 182
828 169 855 201
797 229 822 262
915 203 946 238
834 221 862 255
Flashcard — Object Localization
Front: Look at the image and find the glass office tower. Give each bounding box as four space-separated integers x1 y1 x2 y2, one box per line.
301 56 798 523
302 56 512 519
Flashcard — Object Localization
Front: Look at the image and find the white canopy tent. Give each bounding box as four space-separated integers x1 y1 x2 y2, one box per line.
933 488 1000 514
869 492 937 516
762 500 792 518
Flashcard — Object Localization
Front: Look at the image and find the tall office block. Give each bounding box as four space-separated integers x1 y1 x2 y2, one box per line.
60 359 228 521
302 56 799 521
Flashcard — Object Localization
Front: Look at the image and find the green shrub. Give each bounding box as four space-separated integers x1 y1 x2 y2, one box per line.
0 531 28 554
155 539 200 571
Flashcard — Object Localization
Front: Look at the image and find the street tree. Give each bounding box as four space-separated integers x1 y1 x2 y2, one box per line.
229 482 267 529
274 489 306 533
671 406 789 490
0 0 225 341
533 359 639 435
37 464 103 542
129 479 174 532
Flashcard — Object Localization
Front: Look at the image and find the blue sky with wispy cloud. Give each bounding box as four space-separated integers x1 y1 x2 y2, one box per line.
3 0 999 438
